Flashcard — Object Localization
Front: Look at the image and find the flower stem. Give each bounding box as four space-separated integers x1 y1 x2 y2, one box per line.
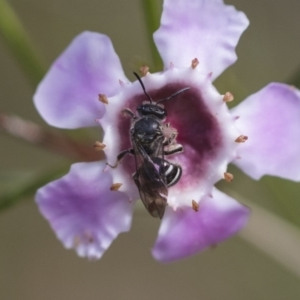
0 0 46 87
140 0 163 71
239 198 300 280
262 176 300 228
0 113 103 162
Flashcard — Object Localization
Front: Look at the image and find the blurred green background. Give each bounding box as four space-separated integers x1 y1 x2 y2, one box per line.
1 0 300 299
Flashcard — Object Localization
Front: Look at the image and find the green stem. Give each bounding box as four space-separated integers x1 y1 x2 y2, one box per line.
140 0 163 71
262 176 300 227
0 166 68 211
238 196 300 279
0 0 46 87
0 113 103 162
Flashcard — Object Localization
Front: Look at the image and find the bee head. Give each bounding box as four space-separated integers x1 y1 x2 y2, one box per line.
137 103 166 120
133 71 189 120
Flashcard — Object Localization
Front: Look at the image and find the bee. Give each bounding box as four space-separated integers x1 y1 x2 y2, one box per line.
107 72 189 219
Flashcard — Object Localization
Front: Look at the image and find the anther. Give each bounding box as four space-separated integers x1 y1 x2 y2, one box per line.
110 183 122 191
169 62 174 69
192 200 199 212
119 79 125 87
223 92 234 102
191 58 199 69
93 141 106 151
235 135 248 143
224 172 234 182
207 72 213 79
139 65 149 76
98 94 108 104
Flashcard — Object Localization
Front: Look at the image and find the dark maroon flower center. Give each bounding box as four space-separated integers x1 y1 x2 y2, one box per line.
117 83 223 186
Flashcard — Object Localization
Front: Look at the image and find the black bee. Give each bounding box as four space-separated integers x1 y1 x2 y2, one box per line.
108 72 189 219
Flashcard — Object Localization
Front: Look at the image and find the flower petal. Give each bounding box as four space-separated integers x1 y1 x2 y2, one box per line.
36 162 133 260
231 83 300 181
152 188 249 262
154 0 249 80
34 31 128 129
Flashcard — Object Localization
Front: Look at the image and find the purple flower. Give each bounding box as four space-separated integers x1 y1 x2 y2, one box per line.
33 0 300 262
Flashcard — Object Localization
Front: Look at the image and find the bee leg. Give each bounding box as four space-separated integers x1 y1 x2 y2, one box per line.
164 144 183 155
122 108 137 119
132 171 139 185
106 148 134 168
163 132 177 146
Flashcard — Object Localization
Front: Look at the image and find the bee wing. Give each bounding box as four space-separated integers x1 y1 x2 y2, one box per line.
133 163 168 219
132 137 168 219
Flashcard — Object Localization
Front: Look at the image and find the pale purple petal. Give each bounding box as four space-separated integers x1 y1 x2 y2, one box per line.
231 83 300 181
152 188 249 262
34 31 128 129
154 0 249 80
36 162 133 260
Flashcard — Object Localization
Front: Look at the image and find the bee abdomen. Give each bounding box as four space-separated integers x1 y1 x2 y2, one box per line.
164 162 182 187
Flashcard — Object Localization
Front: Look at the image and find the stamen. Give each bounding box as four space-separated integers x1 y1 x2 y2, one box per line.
235 135 248 143
93 141 106 151
169 62 174 69
192 200 199 212
223 92 234 102
98 94 108 104
191 58 199 69
207 72 213 79
119 79 125 87
224 172 234 182
139 65 149 76
110 183 122 191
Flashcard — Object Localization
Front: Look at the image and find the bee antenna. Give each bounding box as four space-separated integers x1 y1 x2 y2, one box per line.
156 87 190 104
133 72 153 103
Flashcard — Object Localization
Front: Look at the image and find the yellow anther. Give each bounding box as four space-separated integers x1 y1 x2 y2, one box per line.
110 183 122 191
224 172 234 182
223 92 234 102
192 200 199 212
235 135 248 143
139 65 150 76
93 141 106 151
98 94 108 104
191 58 199 69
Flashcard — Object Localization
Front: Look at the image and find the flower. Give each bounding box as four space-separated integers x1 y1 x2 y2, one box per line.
34 0 300 262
